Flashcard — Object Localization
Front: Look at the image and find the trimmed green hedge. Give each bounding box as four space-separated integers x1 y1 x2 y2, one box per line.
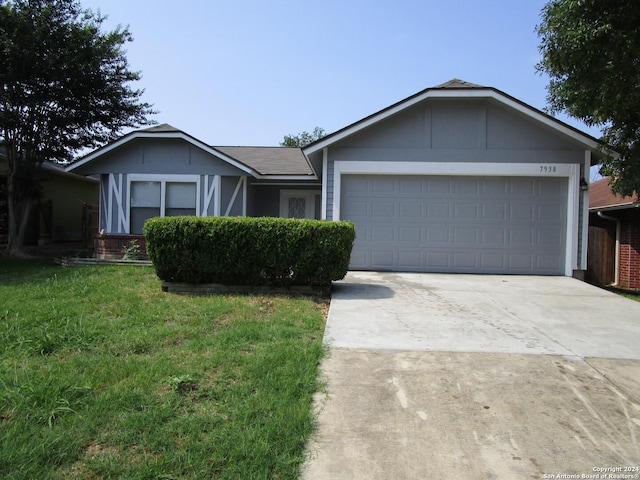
143 216 355 287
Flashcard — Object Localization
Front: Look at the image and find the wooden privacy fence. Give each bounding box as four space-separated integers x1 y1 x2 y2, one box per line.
82 203 99 249
587 226 615 286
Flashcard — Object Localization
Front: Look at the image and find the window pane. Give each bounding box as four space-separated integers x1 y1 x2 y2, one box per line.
288 197 306 218
166 183 196 209
131 207 160 234
131 182 160 207
166 208 196 217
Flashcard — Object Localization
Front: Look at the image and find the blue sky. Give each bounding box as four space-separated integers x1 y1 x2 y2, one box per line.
80 0 601 146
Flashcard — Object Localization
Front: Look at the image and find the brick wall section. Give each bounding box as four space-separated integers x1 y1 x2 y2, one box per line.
95 234 147 259
618 210 640 290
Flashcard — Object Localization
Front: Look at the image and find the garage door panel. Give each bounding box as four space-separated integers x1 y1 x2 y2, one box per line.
399 226 422 243
482 228 506 245
537 255 562 271
398 251 423 268
537 228 563 246
399 178 423 193
537 207 564 222
371 225 395 242
453 227 478 244
454 178 480 195
510 179 536 196
482 203 507 220
482 179 507 195
370 250 395 268
372 201 395 217
509 228 534 245
427 178 452 195
426 226 450 244
349 250 368 268
453 253 478 269
426 251 450 268
346 200 369 217
427 203 450 219
399 203 422 217
372 178 395 193
481 253 505 269
454 203 478 219
509 203 534 221
539 179 564 196
341 175 567 275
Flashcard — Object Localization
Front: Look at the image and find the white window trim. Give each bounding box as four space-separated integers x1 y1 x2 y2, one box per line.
127 174 201 234
332 161 581 277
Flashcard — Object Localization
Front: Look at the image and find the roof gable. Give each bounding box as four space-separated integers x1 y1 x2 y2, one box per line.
304 79 603 160
67 124 256 175
66 124 316 179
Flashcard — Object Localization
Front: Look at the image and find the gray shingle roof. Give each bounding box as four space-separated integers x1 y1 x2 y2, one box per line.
139 123 183 133
433 78 484 89
214 146 313 176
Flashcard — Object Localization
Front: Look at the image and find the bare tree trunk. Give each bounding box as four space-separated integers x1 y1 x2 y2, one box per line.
6 170 34 257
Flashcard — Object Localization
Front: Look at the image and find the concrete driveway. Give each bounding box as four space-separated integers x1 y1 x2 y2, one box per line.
301 272 640 479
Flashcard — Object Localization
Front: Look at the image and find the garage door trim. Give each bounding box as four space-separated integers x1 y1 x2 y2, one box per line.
332 161 581 276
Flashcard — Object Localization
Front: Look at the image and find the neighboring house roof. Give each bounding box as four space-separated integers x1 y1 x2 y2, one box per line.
0 146 97 182
66 124 317 180
303 78 605 163
589 177 639 211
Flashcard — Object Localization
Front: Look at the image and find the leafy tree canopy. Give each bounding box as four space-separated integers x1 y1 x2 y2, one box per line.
536 0 640 198
280 127 326 148
0 0 156 254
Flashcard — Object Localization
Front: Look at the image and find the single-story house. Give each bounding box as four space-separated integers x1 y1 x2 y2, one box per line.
1 148 99 247
67 79 603 276
588 177 640 289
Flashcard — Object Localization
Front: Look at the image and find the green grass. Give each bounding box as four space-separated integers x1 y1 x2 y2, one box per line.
0 258 327 479
619 292 640 302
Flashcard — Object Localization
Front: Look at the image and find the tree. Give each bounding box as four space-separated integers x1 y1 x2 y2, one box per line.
280 127 326 148
0 0 155 255
536 0 640 198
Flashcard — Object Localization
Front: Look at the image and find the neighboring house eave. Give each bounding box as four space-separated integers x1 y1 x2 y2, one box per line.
40 162 99 183
67 131 259 177
304 86 604 160
1 149 98 183
590 203 640 213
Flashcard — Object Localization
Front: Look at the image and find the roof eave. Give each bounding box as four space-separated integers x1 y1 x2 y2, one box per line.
253 174 318 181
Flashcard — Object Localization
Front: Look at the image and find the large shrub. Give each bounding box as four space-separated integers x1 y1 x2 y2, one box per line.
143 216 355 287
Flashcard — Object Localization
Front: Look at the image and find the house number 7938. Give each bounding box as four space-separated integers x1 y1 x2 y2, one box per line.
539 165 557 173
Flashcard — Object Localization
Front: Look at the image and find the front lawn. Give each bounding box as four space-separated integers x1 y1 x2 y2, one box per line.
0 258 327 479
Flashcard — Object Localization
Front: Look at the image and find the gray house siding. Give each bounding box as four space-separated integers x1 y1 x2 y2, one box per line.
88 140 253 234
323 98 590 274
246 183 322 218
325 101 585 219
73 139 246 176
247 184 281 217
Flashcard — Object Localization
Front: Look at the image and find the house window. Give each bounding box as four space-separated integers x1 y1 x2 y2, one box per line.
279 190 321 219
166 182 196 217
128 175 200 234
288 197 306 219
130 181 161 235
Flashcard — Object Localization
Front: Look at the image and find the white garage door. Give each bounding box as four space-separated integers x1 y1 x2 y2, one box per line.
340 175 568 275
